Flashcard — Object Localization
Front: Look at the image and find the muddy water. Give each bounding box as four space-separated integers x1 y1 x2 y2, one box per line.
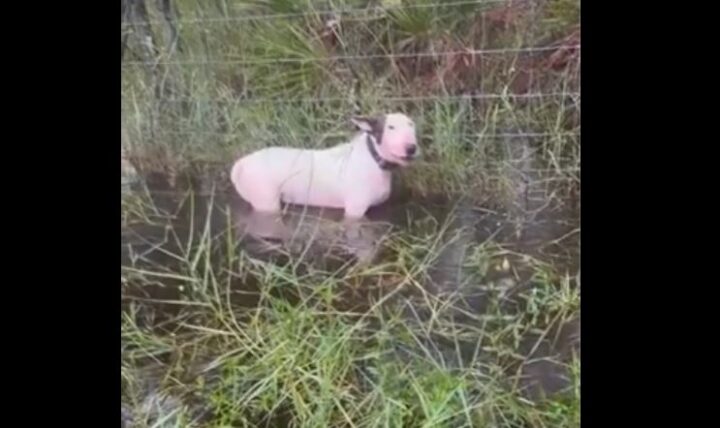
122 164 579 422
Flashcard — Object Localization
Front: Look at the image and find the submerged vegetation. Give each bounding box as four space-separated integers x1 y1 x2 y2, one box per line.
122 189 579 427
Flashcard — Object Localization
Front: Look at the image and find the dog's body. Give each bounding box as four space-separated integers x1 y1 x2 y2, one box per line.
231 113 418 218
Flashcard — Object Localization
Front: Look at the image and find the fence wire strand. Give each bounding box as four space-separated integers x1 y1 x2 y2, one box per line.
121 0 512 27
129 92 580 105
122 45 580 67
153 130 579 139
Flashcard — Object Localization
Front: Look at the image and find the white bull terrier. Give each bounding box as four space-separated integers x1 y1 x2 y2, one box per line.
230 112 419 218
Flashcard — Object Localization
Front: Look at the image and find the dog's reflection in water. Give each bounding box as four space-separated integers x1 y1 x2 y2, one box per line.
234 203 392 265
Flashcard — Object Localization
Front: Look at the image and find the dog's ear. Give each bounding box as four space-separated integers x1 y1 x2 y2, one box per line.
350 116 376 133
352 115 386 144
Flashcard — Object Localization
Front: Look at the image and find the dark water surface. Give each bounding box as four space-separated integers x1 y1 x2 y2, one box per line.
122 166 579 425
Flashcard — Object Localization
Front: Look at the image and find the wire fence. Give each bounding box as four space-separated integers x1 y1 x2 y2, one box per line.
122 0 580 186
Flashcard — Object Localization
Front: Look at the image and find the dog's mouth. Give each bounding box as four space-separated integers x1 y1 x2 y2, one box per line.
389 154 412 165
392 153 417 164
387 147 419 165
399 151 420 162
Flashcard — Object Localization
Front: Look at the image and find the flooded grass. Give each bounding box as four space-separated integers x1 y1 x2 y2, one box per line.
121 177 579 428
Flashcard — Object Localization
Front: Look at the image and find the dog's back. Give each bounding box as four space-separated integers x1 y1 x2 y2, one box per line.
231 143 356 210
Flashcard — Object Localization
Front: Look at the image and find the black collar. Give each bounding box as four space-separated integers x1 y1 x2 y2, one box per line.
365 133 400 171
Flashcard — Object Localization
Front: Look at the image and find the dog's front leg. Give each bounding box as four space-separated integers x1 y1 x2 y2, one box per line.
342 199 371 247
244 211 290 241
342 210 383 265
343 199 369 229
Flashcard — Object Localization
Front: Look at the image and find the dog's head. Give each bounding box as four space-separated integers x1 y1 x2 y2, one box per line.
351 113 419 166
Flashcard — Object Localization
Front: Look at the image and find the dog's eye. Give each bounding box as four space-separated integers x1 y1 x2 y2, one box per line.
388 125 395 130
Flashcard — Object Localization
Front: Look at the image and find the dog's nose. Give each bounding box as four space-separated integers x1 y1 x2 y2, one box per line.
406 145 417 157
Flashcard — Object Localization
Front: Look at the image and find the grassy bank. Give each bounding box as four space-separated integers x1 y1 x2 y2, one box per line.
121 0 580 194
